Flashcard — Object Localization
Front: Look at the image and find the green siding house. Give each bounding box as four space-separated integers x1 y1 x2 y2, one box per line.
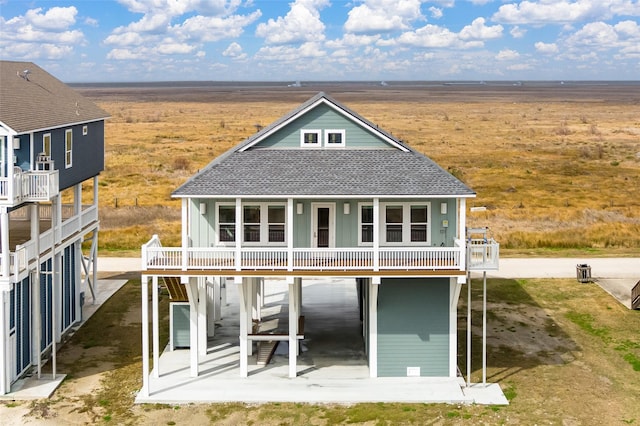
140 92 499 401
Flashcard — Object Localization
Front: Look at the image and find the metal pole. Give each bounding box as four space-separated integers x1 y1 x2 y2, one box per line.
466 271 471 387
483 270 487 385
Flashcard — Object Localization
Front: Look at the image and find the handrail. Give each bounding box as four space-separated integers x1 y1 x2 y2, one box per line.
141 238 466 272
632 280 640 310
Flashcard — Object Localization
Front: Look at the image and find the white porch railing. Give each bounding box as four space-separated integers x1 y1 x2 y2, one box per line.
1 205 99 279
141 237 467 272
467 238 499 270
0 170 59 205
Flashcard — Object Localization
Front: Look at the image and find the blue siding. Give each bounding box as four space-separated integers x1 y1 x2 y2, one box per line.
253 104 396 150
24 120 105 190
377 278 450 377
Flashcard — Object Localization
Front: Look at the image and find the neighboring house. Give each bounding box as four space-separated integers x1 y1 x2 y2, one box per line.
140 92 498 399
0 61 107 395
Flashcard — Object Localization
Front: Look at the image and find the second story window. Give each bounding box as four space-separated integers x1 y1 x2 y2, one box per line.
65 129 73 168
43 134 51 157
218 205 236 242
325 130 346 147
243 206 261 242
300 130 321 147
359 204 373 245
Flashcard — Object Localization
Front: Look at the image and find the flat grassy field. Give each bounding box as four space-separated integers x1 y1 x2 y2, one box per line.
1 276 638 424
74 82 640 256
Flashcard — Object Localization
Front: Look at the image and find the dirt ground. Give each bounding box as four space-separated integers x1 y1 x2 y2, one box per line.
1 276 639 425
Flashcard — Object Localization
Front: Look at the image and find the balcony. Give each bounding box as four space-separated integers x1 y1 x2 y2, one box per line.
0 204 98 282
0 170 60 205
467 238 499 271
142 235 468 275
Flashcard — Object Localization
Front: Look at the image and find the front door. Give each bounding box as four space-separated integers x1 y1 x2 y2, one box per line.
312 203 335 248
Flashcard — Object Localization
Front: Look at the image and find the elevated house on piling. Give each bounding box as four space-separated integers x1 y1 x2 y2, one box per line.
140 92 500 402
0 61 106 395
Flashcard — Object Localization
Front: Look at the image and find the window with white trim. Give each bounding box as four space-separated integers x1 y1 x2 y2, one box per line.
217 204 236 243
324 129 345 147
65 129 73 168
268 206 285 242
381 203 431 245
358 204 374 245
243 206 261 242
217 203 287 245
83 125 88 135
300 129 321 147
43 134 51 157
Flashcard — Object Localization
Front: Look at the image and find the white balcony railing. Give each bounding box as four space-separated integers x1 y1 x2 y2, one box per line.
1 205 99 279
467 238 499 270
141 235 466 273
0 170 59 205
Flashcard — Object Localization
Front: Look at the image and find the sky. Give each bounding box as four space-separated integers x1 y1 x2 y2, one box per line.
1 0 639 82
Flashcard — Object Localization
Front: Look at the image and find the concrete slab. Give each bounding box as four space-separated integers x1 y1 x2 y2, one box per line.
1 279 126 400
136 278 506 405
596 278 637 309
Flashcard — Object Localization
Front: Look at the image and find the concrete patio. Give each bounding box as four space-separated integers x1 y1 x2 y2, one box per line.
136 278 507 405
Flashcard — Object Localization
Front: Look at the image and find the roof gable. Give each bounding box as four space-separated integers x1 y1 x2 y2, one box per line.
173 92 475 199
238 92 409 152
0 61 109 134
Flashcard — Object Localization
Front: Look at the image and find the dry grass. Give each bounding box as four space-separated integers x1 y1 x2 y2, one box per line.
79 85 640 255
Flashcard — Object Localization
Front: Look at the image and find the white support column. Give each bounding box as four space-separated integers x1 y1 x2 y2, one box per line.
92 176 99 292
198 277 207 356
184 277 199 377
482 271 487 385
450 278 463 377
235 198 242 271
368 278 379 378
459 198 466 270
31 204 42 378
1 208 9 278
7 135 14 202
207 277 217 337
237 277 248 377
181 198 189 271
246 278 254 356
152 276 160 378
294 277 302 356
141 276 150 397
288 280 298 378
287 198 294 271
466 271 472 387
373 199 380 271
0 291 7 395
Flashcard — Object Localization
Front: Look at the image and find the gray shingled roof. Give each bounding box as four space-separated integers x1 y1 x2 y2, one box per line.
174 93 475 198
174 149 474 197
0 61 109 134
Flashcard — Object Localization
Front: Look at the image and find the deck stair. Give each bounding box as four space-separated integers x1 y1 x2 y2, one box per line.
162 276 188 301
632 280 640 310
256 341 279 365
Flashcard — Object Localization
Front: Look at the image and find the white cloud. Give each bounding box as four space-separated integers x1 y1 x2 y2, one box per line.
496 49 520 60
429 7 443 19
325 33 381 49
25 6 77 30
223 41 247 60
492 1 640 25
255 0 328 44
174 12 262 42
534 41 559 53
459 18 503 40
104 1 261 61
255 41 326 61
344 0 424 34
397 24 483 48
510 25 526 38
0 6 84 59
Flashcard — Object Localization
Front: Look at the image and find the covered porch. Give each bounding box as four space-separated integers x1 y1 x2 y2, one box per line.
136 277 507 405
